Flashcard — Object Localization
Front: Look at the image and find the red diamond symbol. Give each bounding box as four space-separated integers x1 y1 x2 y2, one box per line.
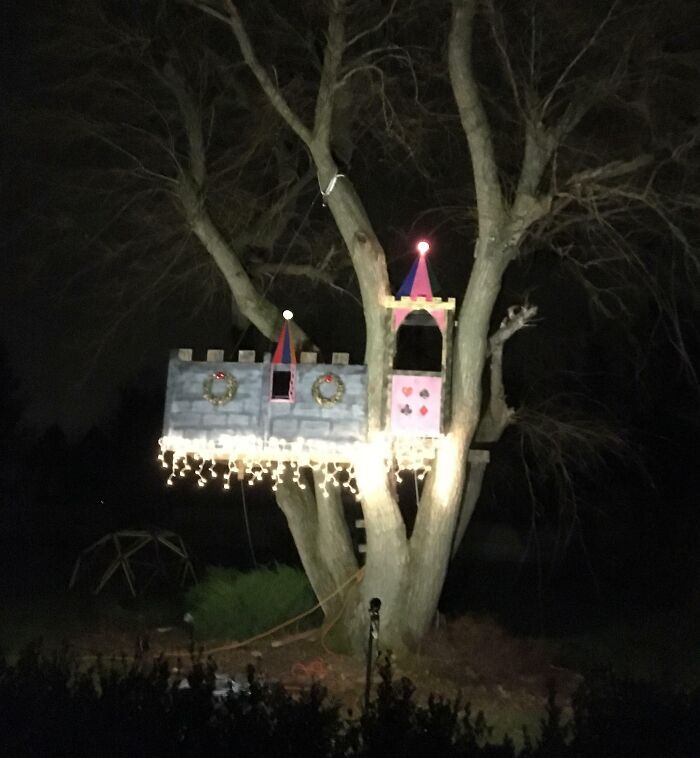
419 405 428 416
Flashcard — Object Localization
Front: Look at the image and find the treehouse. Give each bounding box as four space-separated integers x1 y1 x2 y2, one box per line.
159 242 455 492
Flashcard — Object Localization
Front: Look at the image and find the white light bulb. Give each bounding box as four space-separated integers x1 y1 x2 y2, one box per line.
416 240 430 255
282 309 293 320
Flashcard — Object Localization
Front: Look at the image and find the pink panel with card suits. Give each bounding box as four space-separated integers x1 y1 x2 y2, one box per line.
390 374 442 436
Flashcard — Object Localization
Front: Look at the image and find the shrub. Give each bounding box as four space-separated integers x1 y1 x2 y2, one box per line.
351 657 516 758
3 643 699 757
0 643 339 757
184 564 322 641
0 645 511 758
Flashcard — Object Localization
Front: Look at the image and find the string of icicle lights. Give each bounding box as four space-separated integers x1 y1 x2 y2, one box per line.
158 434 440 498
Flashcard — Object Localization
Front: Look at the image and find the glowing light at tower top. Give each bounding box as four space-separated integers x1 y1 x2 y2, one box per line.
416 240 430 256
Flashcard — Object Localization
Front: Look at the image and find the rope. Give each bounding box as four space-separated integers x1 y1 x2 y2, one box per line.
77 568 363 663
240 479 258 568
203 567 363 656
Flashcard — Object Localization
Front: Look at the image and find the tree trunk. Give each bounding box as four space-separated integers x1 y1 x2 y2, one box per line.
275 469 357 622
270 248 510 653
452 450 491 559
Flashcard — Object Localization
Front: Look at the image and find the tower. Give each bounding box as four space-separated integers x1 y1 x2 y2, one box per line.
383 241 455 439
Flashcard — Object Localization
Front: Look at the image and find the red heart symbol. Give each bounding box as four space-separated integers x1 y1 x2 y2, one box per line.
402 386 413 396
419 405 428 416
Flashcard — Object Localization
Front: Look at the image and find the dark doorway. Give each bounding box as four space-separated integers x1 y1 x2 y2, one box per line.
393 310 443 372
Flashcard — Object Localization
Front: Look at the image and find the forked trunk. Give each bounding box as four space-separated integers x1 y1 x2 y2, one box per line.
275 425 481 653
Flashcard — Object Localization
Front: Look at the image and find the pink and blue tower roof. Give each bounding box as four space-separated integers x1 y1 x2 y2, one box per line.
272 315 296 365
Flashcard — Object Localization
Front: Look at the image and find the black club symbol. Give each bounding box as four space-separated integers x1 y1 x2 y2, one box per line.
400 404 412 415
419 389 430 399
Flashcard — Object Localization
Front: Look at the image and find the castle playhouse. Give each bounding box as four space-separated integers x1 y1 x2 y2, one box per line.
159 242 455 495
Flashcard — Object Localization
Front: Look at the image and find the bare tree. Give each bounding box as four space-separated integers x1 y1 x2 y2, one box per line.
177 0 699 649
13 0 698 649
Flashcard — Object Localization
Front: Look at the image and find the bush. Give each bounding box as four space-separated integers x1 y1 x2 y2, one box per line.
0 645 512 758
0 643 339 757
352 658 517 758
184 564 322 641
2 644 699 757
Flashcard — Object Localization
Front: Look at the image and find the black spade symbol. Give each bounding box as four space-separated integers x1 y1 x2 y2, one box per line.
419 389 430 399
400 404 412 415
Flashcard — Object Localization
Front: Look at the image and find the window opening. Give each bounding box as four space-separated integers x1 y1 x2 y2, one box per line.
393 310 443 372
271 369 294 401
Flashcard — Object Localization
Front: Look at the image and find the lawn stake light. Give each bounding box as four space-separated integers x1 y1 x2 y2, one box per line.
159 239 456 496
364 596 381 712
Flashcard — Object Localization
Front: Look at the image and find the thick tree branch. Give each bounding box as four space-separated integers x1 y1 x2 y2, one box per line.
249 262 335 286
515 122 556 199
232 167 316 252
178 172 312 346
313 0 346 148
476 304 538 442
160 63 207 187
157 52 312 344
561 154 654 190
191 1 313 146
448 0 504 240
509 121 555 242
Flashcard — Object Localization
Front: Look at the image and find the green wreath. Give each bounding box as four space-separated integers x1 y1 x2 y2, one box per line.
312 372 345 407
203 370 238 406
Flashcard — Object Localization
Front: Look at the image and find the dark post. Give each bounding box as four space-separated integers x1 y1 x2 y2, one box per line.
363 597 381 713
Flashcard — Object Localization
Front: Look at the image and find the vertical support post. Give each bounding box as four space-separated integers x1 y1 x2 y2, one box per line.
364 597 382 713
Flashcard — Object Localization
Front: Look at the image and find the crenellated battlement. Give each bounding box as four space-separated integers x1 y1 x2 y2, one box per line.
383 295 456 310
174 348 351 365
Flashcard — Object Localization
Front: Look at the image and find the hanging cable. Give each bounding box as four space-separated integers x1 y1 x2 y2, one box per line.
240 478 258 568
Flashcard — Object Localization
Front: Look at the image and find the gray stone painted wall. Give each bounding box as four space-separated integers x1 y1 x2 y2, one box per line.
163 352 368 448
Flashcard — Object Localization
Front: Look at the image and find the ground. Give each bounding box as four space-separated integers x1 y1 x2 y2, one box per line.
2 564 698 746
0 586 580 744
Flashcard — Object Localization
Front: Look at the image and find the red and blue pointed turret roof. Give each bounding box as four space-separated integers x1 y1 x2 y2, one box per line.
396 243 440 299
272 312 296 365
392 242 446 332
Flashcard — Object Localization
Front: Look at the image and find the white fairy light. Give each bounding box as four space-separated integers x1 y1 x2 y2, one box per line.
158 430 442 496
